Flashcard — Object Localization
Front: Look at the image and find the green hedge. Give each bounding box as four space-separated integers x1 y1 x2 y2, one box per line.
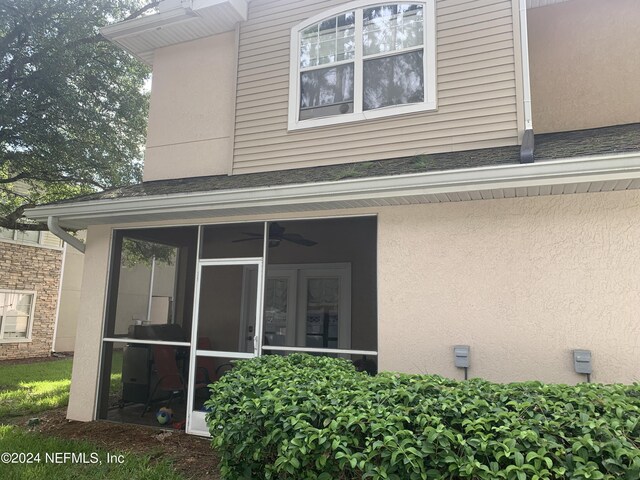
204 354 640 480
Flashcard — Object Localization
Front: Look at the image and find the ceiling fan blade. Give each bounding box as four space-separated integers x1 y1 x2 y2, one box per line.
240 232 263 237
281 234 317 247
232 238 263 243
269 222 285 237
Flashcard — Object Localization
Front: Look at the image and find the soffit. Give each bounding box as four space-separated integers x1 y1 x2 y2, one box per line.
101 0 248 66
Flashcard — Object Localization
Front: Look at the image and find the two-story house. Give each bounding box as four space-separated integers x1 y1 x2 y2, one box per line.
27 0 640 435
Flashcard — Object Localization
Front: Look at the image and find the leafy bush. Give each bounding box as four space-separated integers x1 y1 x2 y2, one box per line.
205 354 640 480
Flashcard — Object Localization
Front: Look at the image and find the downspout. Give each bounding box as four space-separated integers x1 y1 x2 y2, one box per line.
51 242 67 354
519 0 535 163
47 216 85 254
146 256 156 322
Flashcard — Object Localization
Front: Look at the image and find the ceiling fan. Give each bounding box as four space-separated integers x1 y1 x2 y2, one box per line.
233 222 317 247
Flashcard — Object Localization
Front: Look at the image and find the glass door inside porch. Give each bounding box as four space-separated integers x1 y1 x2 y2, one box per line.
186 260 262 436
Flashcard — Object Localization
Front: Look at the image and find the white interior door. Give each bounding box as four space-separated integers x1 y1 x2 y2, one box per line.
186 258 263 436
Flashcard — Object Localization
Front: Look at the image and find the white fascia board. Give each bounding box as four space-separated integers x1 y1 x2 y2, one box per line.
25 152 640 227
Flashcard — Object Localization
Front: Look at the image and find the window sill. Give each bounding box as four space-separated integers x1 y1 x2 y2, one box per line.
288 101 437 131
0 338 33 344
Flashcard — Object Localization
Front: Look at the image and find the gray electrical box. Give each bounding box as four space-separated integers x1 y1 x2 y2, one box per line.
573 349 592 374
454 345 470 368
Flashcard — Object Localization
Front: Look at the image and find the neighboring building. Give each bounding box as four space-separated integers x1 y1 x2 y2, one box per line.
52 233 86 353
0 228 64 359
27 0 640 436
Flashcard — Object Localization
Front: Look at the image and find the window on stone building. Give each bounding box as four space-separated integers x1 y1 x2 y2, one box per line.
0 291 36 341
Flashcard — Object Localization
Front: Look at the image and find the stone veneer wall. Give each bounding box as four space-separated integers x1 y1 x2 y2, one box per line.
0 241 62 360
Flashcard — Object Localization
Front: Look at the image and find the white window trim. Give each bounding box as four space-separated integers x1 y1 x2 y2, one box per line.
0 290 37 343
288 0 437 131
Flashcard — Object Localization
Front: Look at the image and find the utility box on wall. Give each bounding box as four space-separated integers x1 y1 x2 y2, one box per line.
454 345 470 368
573 349 592 374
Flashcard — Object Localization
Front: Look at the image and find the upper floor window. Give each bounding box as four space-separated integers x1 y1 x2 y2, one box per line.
0 227 62 248
288 1 436 130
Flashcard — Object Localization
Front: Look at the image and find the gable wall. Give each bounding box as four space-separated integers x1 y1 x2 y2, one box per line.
528 0 640 133
233 0 522 174
144 32 238 182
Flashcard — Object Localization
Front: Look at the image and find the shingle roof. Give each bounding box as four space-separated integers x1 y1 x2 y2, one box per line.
57 123 640 204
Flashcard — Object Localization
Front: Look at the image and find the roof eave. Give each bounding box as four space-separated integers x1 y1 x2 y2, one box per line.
25 152 640 229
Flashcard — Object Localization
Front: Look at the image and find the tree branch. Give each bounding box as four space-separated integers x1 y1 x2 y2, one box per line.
0 203 39 231
123 1 160 21
0 172 29 184
65 1 161 48
0 185 30 200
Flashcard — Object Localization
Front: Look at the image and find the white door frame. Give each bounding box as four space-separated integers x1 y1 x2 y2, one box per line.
186 257 264 436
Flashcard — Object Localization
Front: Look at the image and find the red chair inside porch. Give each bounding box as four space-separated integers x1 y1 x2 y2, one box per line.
142 345 206 416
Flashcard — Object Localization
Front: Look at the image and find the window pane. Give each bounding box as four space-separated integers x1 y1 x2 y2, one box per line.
300 63 354 120
200 223 265 259
363 50 424 110
15 230 40 244
306 278 340 349
4 315 28 338
0 292 32 339
15 294 33 314
196 265 256 354
263 278 290 347
300 12 355 68
363 4 424 56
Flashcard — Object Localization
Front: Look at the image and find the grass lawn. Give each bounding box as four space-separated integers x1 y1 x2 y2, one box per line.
0 355 193 479
0 354 121 419
0 425 184 480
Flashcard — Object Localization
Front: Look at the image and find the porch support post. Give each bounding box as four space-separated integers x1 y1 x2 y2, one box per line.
66 225 112 421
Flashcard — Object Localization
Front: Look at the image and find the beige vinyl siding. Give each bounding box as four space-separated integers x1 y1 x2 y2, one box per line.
40 231 63 249
233 0 521 174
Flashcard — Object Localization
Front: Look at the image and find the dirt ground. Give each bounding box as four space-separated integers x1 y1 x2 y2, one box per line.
9 408 221 479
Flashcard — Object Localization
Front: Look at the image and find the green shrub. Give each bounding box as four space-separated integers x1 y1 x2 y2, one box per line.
204 354 640 480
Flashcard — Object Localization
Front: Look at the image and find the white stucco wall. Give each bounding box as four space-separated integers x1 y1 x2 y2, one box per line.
143 31 238 181
378 190 640 384
66 190 640 421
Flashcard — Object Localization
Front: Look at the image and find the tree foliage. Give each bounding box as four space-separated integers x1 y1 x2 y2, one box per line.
121 238 176 268
0 0 156 229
